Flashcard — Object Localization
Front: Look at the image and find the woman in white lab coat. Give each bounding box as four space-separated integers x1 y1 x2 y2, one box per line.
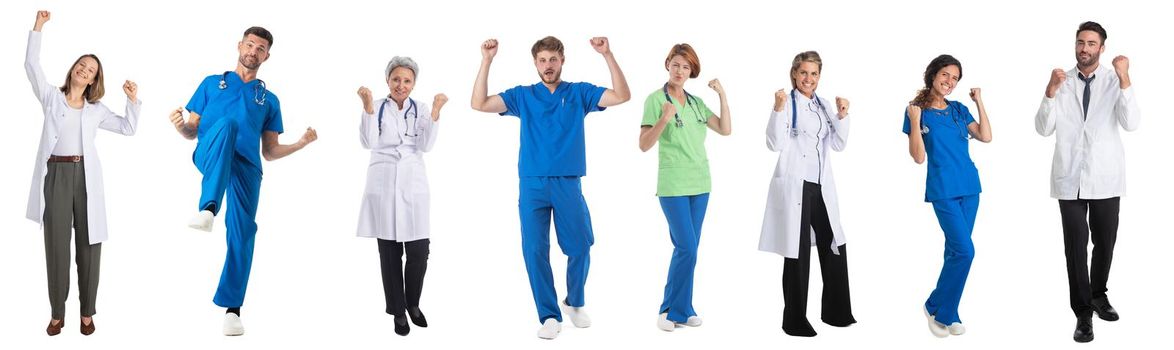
758 51 855 337
24 11 140 336
355 56 447 336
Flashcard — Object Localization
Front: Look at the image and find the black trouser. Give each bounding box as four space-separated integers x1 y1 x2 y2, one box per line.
378 238 430 317
782 182 855 330
1059 197 1119 318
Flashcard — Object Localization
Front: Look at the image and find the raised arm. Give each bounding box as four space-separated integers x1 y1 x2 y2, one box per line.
907 104 926 164
26 11 54 104
639 101 675 152
357 86 379 149
98 80 141 136
827 96 850 151
590 37 631 108
1111 55 1140 131
967 88 993 143
1036 68 1066 136
262 128 317 161
471 39 507 113
705 79 731 136
417 93 447 152
765 89 790 152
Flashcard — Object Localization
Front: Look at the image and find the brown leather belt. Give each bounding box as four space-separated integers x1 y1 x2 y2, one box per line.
48 155 83 163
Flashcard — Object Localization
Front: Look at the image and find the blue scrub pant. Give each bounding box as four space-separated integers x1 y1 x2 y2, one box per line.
194 118 261 308
657 193 708 323
519 176 593 324
926 194 979 325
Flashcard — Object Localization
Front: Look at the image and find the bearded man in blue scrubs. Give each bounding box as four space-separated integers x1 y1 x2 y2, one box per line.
167 26 318 336
470 36 630 340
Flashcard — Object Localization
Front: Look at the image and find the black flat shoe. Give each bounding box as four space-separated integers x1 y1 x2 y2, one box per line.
783 318 817 337
1073 315 1094 343
1091 297 1119 321
407 306 428 328
394 315 410 336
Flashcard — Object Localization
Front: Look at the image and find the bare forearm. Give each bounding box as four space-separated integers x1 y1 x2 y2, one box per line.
908 122 926 164
263 140 307 161
471 58 493 110
974 101 992 142
639 116 671 152
715 93 731 135
603 52 630 102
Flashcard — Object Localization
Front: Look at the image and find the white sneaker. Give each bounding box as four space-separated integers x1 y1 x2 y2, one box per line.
923 306 949 338
536 318 561 339
948 322 966 335
657 313 675 332
560 300 591 328
188 210 214 232
685 315 703 327
223 313 245 336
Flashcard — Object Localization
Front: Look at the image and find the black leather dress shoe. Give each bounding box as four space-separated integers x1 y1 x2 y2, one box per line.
408 306 428 328
1091 298 1119 321
1073 316 1094 343
394 315 410 336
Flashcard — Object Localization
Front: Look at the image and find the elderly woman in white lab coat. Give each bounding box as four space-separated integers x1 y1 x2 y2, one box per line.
355 56 447 336
758 51 855 337
24 11 140 337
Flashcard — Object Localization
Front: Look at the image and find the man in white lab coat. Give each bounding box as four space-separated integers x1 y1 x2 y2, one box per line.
1035 21 1141 343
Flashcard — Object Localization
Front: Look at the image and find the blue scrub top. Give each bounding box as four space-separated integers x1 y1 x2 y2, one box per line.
902 100 981 202
186 71 284 171
499 82 607 177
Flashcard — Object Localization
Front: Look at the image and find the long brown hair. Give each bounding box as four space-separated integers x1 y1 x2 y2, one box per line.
59 54 105 103
911 54 961 108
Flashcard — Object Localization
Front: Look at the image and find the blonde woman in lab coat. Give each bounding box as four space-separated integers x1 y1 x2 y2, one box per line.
758 51 855 337
24 10 140 336
356 56 447 336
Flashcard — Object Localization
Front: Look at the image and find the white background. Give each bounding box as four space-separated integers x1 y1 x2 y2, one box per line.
0 0 1169 349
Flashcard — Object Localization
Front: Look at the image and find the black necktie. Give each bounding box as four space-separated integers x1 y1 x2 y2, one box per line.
1078 73 1095 121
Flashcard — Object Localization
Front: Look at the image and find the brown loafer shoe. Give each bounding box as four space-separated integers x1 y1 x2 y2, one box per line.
46 320 64 336
81 318 95 336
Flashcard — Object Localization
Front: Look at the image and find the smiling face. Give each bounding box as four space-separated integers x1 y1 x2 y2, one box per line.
1075 30 1104 71
238 34 271 70
386 66 416 103
666 55 692 88
931 64 961 98
69 56 100 88
534 50 563 85
791 61 821 98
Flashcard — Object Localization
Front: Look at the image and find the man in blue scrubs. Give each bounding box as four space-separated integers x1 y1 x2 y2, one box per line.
167 26 318 336
470 36 630 339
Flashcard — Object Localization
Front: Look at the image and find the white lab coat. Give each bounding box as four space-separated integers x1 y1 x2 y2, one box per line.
24 31 140 245
1035 64 1140 200
759 94 849 259
356 97 438 242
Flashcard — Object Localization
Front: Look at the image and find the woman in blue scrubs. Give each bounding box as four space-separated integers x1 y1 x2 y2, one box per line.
902 54 992 338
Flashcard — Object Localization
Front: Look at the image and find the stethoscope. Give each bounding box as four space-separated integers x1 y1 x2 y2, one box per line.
663 83 705 128
789 89 834 137
377 97 418 137
918 102 969 140
219 72 267 106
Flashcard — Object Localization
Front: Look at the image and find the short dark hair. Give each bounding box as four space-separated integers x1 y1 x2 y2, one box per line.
1077 21 1107 43
243 26 274 48
531 36 564 59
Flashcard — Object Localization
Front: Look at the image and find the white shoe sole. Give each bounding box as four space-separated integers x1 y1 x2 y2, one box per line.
223 314 244 336
560 302 591 328
923 306 949 338
188 210 214 232
657 313 675 332
537 319 561 339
